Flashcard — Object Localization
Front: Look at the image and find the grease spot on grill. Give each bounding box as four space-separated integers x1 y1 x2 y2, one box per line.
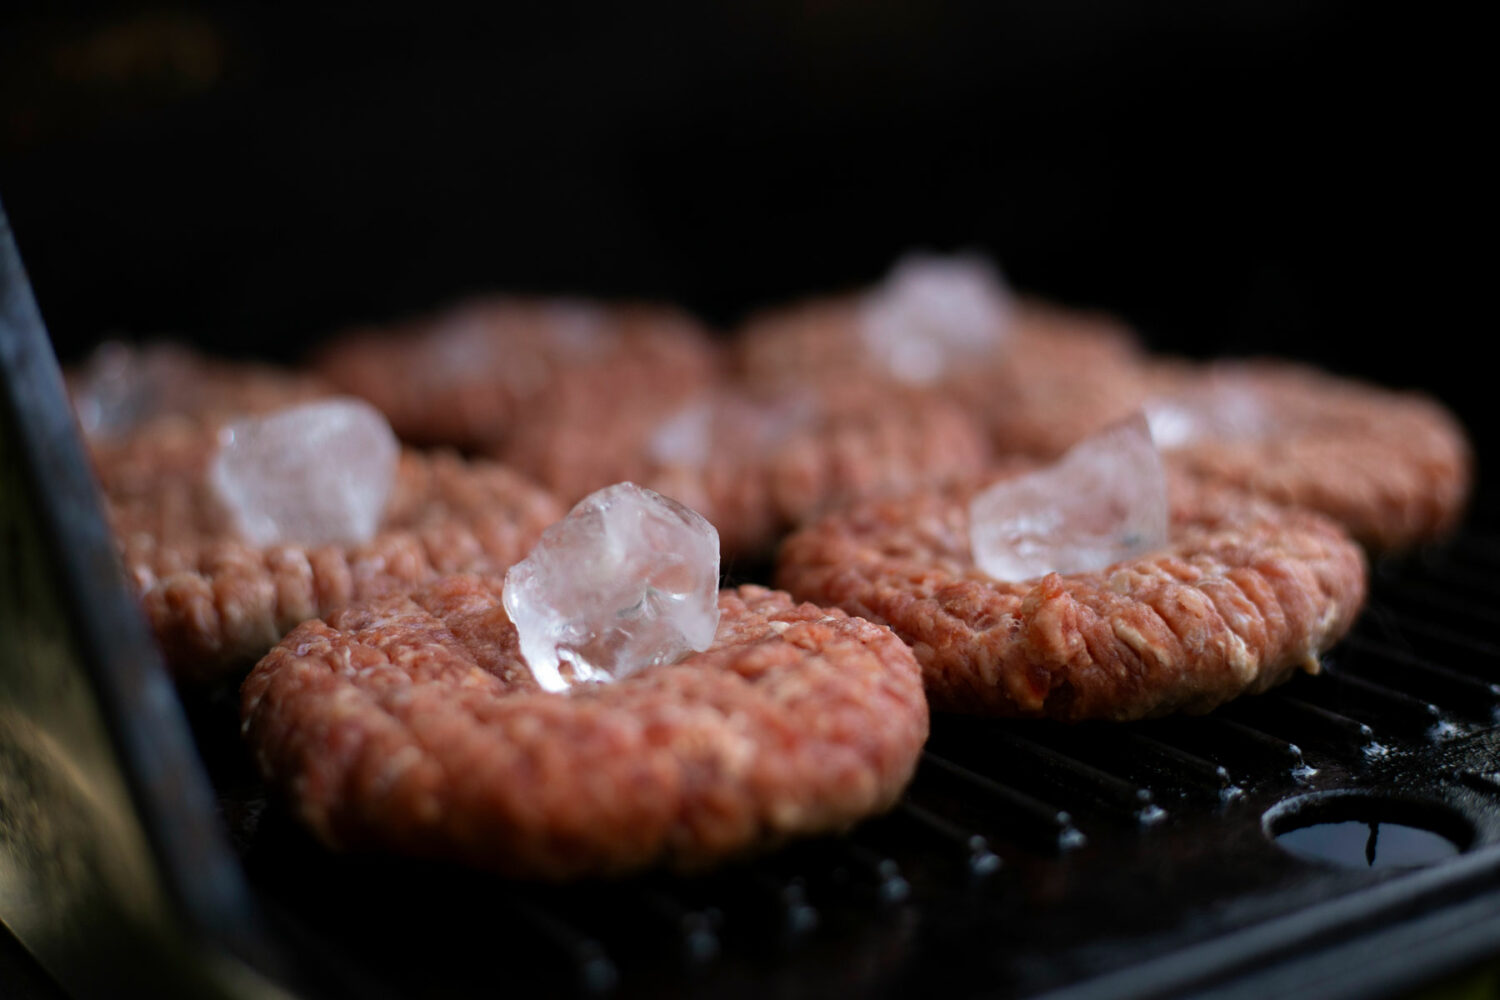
1264 792 1472 870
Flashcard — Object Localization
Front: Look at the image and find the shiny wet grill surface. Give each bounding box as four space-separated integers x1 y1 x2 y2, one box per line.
197 510 1500 1000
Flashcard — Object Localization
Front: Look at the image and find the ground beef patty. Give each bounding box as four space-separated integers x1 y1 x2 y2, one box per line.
1148 359 1472 553
95 419 562 683
500 378 992 561
314 297 721 453
776 472 1367 721
241 580 929 879
734 295 1149 459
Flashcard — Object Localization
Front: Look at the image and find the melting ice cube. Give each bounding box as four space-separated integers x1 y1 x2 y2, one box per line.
427 299 611 388
503 483 722 693
647 399 715 467
537 299 611 357
428 305 510 375
857 251 1015 384
1145 376 1270 450
208 398 400 547
969 413 1168 580
646 393 816 468
70 341 199 437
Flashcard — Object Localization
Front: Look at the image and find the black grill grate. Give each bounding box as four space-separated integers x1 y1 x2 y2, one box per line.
194 514 1500 1000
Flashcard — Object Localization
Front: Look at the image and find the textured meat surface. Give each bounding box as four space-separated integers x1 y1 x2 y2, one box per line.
314 297 721 452
734 295 1150 458
1151 359 1472 552
94 423 562 682
241 580 929 879
501 379 992 559
776 472 1367 721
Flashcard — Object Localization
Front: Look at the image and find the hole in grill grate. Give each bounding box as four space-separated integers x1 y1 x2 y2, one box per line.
1265 792 1474 870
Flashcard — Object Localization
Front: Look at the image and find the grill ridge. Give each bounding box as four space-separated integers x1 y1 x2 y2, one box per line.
1302 665 1446 737
892 801 1000 867
1364 574 1500 632
940 727 1166 825
139 529 1500 998
1112 730 1242 802
1173 716 1313 777
1222 693 1384 761
1342 634 1500 718
915 750 1086 852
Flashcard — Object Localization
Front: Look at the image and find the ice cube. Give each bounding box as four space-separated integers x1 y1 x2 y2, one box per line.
427 299 612 389
208 398 400 547
428 305 510 374
70 341 199 437
969 413 1168 580
646 393 816 468
1145 376 1270 450
537 299 611 357
858 251 1015 384
647 399 715 467
503 482 722 692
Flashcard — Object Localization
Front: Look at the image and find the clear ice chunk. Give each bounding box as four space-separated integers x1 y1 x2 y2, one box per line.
969 412 1168 581
1145 376 1270 450
428 305 510 375
537 299 611 356
646 393 816 468
70 341 199 437
857 251 1015 384
208 398 400 547
503 482 722 693
647 399 715 467
429 298 612 381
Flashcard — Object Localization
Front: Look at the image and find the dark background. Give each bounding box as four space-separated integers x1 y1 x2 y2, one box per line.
0 2 1486 447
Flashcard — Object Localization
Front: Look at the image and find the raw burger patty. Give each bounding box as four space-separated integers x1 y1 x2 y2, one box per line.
1150 359 1471 553
501 379 991 560
315 297 720 453
97 419 561 682
241 579 929 879
776 471 1367 721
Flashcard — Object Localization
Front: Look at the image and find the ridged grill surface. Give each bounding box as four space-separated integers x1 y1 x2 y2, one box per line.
205 518 1500 1000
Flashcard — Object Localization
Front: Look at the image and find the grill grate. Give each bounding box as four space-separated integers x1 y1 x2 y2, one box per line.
200 516 1500 999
